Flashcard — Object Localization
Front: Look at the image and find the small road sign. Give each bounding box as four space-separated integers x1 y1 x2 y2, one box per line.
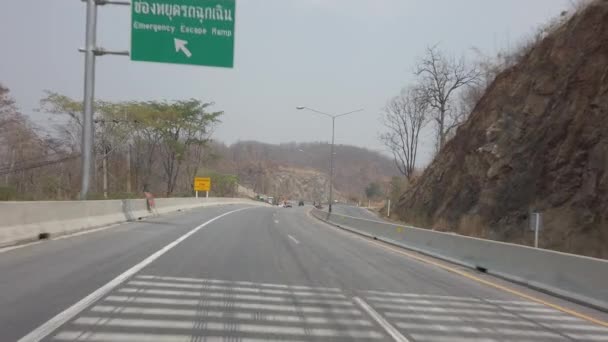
194 177 211 191
131 0 236 67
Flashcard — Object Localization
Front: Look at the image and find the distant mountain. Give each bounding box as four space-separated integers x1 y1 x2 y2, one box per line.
208 141 399 201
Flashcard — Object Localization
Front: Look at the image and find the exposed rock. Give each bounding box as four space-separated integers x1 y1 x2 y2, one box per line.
396 1 608 259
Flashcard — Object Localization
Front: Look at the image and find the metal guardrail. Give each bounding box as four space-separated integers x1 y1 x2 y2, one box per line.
310 208 608 311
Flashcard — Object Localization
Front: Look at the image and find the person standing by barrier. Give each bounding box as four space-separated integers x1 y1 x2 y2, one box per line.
143 184 158 215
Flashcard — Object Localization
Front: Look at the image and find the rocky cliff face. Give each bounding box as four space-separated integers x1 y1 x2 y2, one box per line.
396 1 608 258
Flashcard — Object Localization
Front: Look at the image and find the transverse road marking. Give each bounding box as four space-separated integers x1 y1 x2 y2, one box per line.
72 317 384 339
310 211 608 328
353 297 411 342
16 206 255 342
89 305 374 326
288 234 300 244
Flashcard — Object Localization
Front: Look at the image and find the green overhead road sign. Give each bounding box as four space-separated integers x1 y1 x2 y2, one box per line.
131 0 235 68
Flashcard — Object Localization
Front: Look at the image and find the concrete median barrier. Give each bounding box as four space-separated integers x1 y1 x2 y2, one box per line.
311 208 608 311
0 198 266 248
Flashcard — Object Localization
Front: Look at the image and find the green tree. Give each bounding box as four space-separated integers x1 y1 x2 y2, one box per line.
131 100 222 196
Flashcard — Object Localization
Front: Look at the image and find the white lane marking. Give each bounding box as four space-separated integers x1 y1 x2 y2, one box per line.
564 333 608 341
376 304 560 316
410 335 496 342
128 280 343 296
288 234 300 244
549 323 608 332
104 295 363 315
73 317 385 339
485 299 544 306
136 274 341 291
128 280 344 297
54 331 307 342
376 304 510 316
396 322 562 338
365 290 483 302
353 297 410 342
519 313 586 321
17 206 254 342
90 305 374 326
498 305 558 313
117 287 354 306
386 313 536 327
274 220 279 224
366 296 497 309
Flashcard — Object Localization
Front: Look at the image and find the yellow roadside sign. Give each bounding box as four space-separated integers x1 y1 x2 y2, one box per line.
194 177 211 191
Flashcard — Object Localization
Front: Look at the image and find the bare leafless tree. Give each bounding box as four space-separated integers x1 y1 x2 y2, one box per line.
380 87 429 179
415 45 480 149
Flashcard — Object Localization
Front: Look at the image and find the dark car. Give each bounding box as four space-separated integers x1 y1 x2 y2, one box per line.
298 200 304 206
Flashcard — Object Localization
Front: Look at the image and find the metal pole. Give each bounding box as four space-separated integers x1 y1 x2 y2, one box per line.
206 191 209 198
387 199 391 217
102 150 108 199
534 213 540 248
196 190 198 199
329 117 335 213
125 110 132 193
80 0 97 200
126 143 132 193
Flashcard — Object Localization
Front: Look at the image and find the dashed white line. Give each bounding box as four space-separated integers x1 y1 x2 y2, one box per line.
353 297 410 342
288 234 300 244
16 207 254 342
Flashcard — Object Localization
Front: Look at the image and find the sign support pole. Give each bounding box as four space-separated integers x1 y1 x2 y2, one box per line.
206 191 209 199
79 0 130 200
80 0 98 200
196 190 198 199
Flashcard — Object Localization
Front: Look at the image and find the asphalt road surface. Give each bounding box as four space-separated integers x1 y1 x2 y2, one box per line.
2 204 608 342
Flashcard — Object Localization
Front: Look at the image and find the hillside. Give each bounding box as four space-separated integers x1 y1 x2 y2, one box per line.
396 1 608 258
209 141 398 201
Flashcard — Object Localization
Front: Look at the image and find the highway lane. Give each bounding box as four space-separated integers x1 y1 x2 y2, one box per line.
3 205 608 341
0 204 254 342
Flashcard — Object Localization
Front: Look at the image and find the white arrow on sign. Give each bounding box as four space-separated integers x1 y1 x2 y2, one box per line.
174 38 192 58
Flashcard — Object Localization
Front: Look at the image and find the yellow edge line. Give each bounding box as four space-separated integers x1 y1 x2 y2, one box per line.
368 235 608 327
307 211 608 328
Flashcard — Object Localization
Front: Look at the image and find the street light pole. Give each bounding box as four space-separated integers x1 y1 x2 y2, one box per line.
296 106 363 213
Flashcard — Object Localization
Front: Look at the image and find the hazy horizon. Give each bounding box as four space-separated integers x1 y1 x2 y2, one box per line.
1 0 573 167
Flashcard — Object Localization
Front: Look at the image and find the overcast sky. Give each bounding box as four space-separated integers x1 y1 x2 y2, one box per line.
0 0 572 166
